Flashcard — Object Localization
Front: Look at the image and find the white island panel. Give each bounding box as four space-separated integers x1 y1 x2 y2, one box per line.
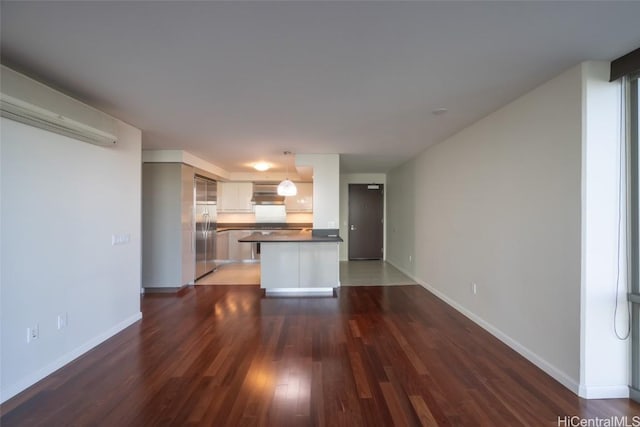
299 242 339 287
261 242 299 289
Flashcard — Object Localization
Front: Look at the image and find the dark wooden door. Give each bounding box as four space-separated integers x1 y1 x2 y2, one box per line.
348 184 384 260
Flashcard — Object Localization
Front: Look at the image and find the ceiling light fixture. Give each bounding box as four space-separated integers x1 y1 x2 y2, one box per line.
277 151 297 196
432 108 448 115
253 161 270 171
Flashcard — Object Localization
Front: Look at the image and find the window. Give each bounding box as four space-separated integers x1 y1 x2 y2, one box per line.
628 72 639 403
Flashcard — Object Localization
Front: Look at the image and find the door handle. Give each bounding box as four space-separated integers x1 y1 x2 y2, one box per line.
350 225 357 231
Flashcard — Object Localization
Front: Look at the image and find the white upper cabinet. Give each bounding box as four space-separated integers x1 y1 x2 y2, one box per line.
218 182 254 212
285 182 313 212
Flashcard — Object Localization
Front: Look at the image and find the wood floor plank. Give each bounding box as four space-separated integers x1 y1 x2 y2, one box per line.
348 350 373 398
379 381 412 427
1 284 638 426
408 395 439 427
383 315 428 375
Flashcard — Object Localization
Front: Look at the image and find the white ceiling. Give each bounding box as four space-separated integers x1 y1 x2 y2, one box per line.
2 1 640 174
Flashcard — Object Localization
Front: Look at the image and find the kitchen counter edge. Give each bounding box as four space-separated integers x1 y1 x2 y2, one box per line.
238 231 343 243
217 222 312 232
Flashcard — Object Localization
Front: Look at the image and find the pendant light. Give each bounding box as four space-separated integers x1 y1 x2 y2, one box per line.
277 151 297 196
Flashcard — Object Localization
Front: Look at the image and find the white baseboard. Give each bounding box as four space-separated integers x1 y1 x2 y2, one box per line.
0 312 142 403
578 384 629 399
386 260 583 396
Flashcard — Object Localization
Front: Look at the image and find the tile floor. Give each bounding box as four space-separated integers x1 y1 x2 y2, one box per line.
339 260 415 286
196 262 260 285
196 260 414 286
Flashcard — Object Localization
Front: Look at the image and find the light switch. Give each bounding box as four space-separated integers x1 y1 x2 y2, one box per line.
112 233 131 245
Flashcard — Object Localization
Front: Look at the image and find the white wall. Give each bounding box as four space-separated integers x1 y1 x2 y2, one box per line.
0 117 142 402
580 62 629 398
339 173 386 260
296 154 340 229
387 64 584 392
142 149 229 180
142 149 308 183
142 163 195 289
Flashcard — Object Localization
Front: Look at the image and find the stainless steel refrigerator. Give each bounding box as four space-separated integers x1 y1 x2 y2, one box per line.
195 176 217 279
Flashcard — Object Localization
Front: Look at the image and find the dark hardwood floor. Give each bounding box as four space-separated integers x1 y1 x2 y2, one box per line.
1 285 638 426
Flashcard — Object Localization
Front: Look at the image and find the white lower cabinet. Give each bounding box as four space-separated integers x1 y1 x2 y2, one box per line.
227 230 253 261
261 242 339 289
216 231 229 261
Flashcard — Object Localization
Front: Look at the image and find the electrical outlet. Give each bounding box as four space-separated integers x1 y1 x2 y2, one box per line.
57 313 68 330
471 282 477 295
27 324 39 343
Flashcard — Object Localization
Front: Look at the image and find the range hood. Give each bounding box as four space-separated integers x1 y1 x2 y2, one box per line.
252 183 285 205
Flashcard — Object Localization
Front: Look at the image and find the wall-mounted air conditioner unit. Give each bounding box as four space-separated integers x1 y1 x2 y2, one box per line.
0 65 118 146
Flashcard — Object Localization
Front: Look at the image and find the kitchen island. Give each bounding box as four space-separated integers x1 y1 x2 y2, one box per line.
239 229 342 295
216 222 312 263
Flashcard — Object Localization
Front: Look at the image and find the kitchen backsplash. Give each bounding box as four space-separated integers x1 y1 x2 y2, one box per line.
217 212 313 224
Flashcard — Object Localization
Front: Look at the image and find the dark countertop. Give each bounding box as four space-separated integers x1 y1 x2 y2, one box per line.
217 222 312 232
238 229 343 243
